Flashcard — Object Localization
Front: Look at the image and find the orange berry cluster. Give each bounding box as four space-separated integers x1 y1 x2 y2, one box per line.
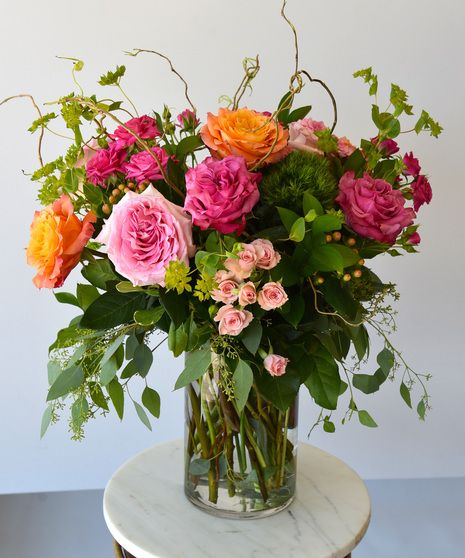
102 181 150 215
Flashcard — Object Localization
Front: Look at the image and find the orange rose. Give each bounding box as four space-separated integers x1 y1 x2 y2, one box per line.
27 195 96 288
200 108 289 168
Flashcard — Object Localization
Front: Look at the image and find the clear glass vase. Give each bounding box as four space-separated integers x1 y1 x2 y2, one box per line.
184 353 298 518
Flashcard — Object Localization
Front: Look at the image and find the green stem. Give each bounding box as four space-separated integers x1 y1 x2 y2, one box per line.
279 409 290 486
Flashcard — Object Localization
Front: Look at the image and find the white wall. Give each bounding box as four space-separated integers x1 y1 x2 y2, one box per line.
0 0 464 494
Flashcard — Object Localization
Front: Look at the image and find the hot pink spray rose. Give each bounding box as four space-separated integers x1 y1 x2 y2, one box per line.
184 156 261 234
336 171 415 245
214 304 253 336
86 141 127 186
96 185 195 286
403 152 421 177
288 118 326 155
251 239 281 270
110 115 160 146
257 282 288 311
264 354 289 377
412 175 432 211
123 147 171 183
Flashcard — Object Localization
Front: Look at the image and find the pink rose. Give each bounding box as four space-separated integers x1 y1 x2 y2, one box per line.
211 278 239 304
96 185 195 286
407 232 421 245
123 147 171 183
224 244 257 280
238 282 257 306
257 282 288 311
251 239 281 270
337 136 356 158
372 137 399 156
288 118 327 155
110 115 160 146
264 354 289 377
86 141 127 186
403 152 421 177
336 171 416 245
176 109 200 131
412 175 432 212
214 304 253 336
184 156 261 234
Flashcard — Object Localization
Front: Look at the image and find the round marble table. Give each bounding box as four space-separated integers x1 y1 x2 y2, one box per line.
104 440 370 558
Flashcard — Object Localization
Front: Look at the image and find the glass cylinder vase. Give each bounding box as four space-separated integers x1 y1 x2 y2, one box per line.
184 353 298 518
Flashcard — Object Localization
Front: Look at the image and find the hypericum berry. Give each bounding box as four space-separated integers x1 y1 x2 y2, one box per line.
102 204 111 215
358 258 365 266
325 234 333 243
353 269 362 278
124 187 130 193
343 273 351 282
315 276 325 285
118 184 125 191
347 237 356 246
112 188 120 197
332 231 342 241
109 195 116 204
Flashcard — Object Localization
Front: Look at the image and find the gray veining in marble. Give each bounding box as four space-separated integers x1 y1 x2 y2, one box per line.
103 440 371 558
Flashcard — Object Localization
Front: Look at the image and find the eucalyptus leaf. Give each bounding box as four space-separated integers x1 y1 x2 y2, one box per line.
47 365 84 401
189 458 210 476
108 379 124 419
133 343 153 377
233 360 254 412
174 349 211 390
142 386 161 418
358 409 378 427
40 405 53 438
133 401 152 430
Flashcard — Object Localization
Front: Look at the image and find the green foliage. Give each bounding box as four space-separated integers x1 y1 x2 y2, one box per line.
174 348 212 390
233 359 254 412
260 151 339 210
305 344 342 410
98 65 126 86
354 67 378 96
28 113 57 133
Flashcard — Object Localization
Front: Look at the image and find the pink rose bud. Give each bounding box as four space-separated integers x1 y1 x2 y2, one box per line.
411 175 432 212
257 282 288 311
373 137 399 156
403 152 421 177
224 244 258 280
264 354 289 377
176 109 200 131
251 239 281 270
288 118 327 155
211 279 239 304
213 304 253 336
407 232 421 245
337 136 356 158
238 282 257 306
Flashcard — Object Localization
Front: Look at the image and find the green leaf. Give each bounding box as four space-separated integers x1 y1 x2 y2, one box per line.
417 398 426 420
348 325 369 361
289 217 306 242
255 371 300 412
81 259 119 290
358 409 378 428
98 65 126 86
305 345 341 410
174 349 211 390
120 360 138 379
271 254 301 287
71 396 89 429
89 383 109 410
306 245 344 273
108 379 124 419
352 368 387 394
323 418 336 433
80 292 146 330
133 343 153 377
159 289 188 328
101 335 125 366
28 112 58 133
377 348 395 375
312 214 343 237
40 405 53 438
48 361 62 385
343 149 366 175
331 244 360 267
189 458 210 476
83 182 103 206
400 382 412 409
240 320 262 355
54 292 79 307
287 105 312 123
125 334 139 360
233 360 254 412
303 191 324 216
277 207 299 233
277 91 293 123
47 365 84 401
134 306 165 326
279 294 305 328
133 401 152 430
76 283 100 310
142 386 161 418
100 356 119 386
116 281 144 294
175 135 203 159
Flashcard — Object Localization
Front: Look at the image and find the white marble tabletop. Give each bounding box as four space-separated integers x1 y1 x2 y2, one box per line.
103 440 371 558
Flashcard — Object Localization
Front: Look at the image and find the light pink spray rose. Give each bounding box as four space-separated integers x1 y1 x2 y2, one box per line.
336 171 415 245
214 304 253 336
238 282 257 306
257 282 288 311
288 118 326 155
86 141 127 186
110 115 160 146
264 354 289 377
224 244 258 280
251 239 281 270
96 185 195 286
211 278 239 304
123 146 171 183
337 136 356 158
184 156 261 234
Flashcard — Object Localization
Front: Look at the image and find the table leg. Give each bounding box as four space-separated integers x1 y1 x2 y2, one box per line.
113 539 136 558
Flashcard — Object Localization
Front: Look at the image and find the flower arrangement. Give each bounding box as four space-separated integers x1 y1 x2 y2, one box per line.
10 1 441 516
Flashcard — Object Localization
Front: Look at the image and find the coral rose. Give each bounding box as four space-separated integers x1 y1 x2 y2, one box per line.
27 195 95 288
257 282 288 311
86 141 127 186
123 146 171 183
214 304 253 336
336 171 415 245
184 156 260 234
264 354 289 377
96 185 195 286
110 115 160 146
200 108 289 168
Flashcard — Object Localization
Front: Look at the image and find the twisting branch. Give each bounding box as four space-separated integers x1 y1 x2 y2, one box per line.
126 48 196 113
232 56 260 110
301 70 338 133
281 0 299 77
0 94 44 166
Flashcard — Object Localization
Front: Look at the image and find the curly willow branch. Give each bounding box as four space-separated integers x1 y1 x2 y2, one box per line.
126 48 196 113
0 94 44 166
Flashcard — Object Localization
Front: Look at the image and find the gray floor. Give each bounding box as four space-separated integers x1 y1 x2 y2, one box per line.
0 478 464 557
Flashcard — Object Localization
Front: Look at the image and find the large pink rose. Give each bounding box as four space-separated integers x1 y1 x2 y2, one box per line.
123 147 171 183
214 304 253 336
86 141 127 186
336 171 415 245
96 185 195 286
184 156 261 234
288 118 326 155
110 115 160 146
